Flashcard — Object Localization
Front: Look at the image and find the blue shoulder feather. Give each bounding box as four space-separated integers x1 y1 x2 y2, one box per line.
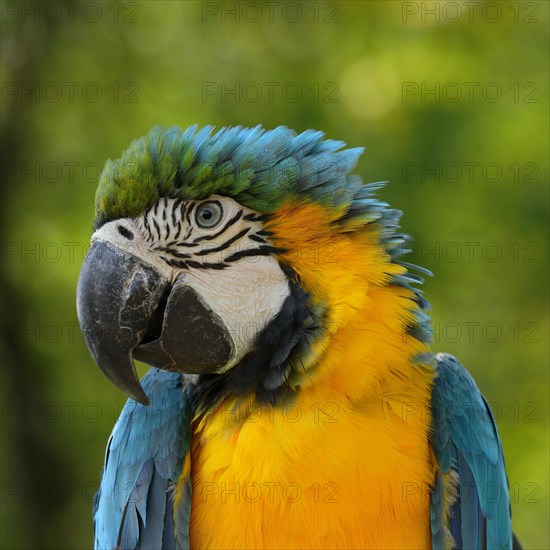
94 369 193 550
430 353 513 549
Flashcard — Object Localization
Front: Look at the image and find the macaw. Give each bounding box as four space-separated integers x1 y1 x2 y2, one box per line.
77 125 521 550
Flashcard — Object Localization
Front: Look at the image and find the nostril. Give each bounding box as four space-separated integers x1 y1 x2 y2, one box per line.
117 225 134 240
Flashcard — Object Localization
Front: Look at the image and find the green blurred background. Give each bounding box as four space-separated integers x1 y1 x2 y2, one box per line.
1 1 548 548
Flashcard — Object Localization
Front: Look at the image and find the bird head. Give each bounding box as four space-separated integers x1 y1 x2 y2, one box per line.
77 125 431 407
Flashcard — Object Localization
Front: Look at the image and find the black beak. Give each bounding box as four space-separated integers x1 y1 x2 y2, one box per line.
77 240 235 405
76 241 169 405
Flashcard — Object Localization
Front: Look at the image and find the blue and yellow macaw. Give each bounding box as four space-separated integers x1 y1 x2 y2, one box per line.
77 125 520 549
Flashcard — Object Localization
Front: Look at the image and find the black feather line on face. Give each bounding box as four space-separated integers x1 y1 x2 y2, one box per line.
248 234 267 244
193 263 326 413
194 227 250 256
192 210 243 243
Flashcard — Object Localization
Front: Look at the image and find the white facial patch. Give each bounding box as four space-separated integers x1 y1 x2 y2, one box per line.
91 196 290 371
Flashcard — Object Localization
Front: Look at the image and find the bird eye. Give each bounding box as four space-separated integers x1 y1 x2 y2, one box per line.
195 201 223 229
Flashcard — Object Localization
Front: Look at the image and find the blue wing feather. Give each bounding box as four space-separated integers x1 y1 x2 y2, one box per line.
430 353 512 549
94 369 193 550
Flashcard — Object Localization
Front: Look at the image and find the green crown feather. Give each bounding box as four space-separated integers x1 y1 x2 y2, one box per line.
95 124 369 227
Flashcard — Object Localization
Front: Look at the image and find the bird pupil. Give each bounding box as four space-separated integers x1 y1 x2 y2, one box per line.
202 210 213 220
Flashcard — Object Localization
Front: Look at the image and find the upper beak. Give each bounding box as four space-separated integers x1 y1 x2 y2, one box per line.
76 240 169 405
